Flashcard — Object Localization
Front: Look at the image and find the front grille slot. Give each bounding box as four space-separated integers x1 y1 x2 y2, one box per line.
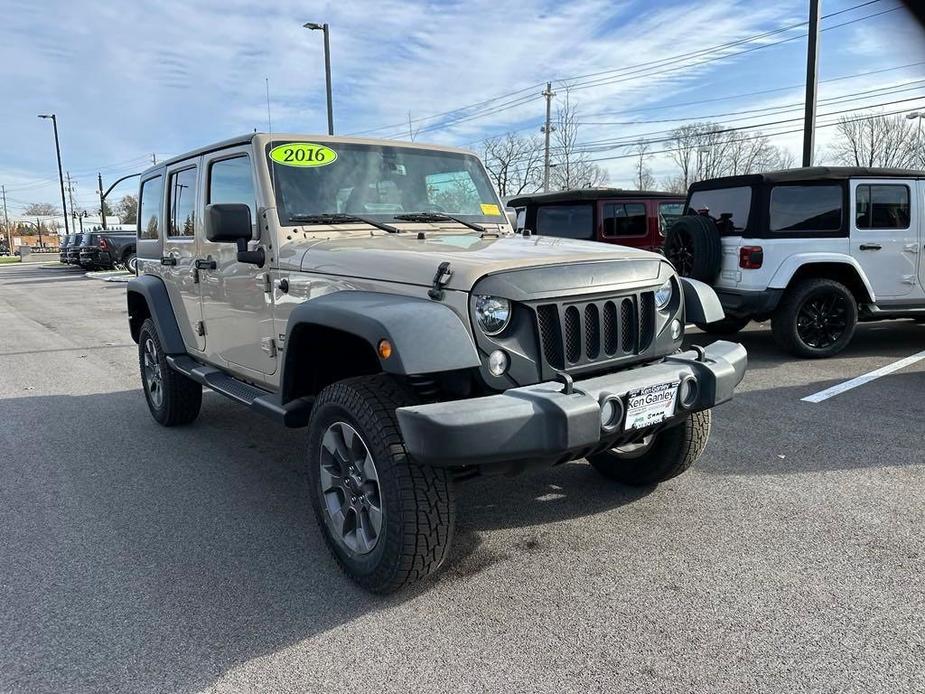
535 290 656 372
564 306 581 364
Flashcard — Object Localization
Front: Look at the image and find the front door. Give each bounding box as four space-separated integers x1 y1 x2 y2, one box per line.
850 179 920 300
162 162 204 351
198 147 277 378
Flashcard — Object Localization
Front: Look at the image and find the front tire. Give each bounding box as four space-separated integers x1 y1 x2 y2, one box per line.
306 375 455 594
137 318 202 426
771 278 858 358
587 410 711 486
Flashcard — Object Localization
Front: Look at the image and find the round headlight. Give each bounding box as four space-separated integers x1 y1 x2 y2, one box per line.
475 295 511 336
654 278 673 311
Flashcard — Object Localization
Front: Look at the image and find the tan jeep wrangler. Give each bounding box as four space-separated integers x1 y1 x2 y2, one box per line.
126 133 747 593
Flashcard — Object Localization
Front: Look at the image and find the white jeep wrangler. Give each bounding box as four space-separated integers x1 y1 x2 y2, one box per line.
665 167 925 357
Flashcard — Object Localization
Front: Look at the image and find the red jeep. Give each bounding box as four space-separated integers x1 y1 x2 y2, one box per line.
507 189 685 252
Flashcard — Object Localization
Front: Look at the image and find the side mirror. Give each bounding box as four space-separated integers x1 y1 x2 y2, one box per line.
204 203 264 266
205 203 252 243
505 209 518 230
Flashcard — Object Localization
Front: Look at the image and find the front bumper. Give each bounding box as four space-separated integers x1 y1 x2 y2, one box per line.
396 340 746 468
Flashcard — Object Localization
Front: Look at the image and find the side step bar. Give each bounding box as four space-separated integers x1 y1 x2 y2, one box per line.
166 355 314 428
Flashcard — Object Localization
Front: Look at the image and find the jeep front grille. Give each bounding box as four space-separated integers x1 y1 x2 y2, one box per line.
534 291 656 371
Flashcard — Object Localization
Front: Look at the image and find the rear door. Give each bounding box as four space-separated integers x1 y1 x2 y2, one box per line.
162 161 205 351
599 200 649 249
850 179 920 300
198 147 277 378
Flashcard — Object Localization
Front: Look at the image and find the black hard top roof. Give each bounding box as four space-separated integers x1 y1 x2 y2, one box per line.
507 188 683 206
689 166 925 191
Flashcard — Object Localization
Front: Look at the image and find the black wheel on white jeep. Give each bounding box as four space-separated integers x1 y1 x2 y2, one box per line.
771 278 857 358
137 318 202 426
664 215 722 283
306 374 455 594
695 316 751 335
587 410 711 486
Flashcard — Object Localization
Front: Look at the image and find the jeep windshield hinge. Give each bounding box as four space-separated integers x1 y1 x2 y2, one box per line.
428 261 453 300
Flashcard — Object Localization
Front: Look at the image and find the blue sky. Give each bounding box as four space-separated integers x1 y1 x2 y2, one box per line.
0 0 922 217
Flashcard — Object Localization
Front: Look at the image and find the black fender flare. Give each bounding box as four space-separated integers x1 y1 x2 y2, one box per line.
281 291 480 396
126 275 186 354
681 277 725 324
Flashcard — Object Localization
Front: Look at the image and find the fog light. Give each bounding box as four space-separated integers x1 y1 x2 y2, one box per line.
670 319 683 340
599 395 624 432
678 376 699 409
488 349 508 377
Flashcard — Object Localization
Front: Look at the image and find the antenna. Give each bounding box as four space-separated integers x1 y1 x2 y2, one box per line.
265 77 272 134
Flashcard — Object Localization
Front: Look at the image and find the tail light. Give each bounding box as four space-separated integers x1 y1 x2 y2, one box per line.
739 245 763 269
99 238 109 251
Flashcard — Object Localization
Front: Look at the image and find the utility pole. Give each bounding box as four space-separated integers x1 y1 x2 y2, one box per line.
98 172 107 230
303 22 335 135
65 171 77 225
1 185 11 253
802 0 821 167
151 153 157 165
541 82 556 192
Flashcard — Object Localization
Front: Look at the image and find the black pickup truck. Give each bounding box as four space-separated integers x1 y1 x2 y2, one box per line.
79 231 136 271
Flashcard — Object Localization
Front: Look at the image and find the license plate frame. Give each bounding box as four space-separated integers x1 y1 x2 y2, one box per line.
624 381 680 431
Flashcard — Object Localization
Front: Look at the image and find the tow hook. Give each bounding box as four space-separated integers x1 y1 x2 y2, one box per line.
690 344 707 362
428 261 453 301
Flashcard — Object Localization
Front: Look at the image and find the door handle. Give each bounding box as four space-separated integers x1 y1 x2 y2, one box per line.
858 243 882 251
160 256 177 266
195 258 217 270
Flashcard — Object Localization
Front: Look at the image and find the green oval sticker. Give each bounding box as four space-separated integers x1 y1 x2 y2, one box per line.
269 142 338 168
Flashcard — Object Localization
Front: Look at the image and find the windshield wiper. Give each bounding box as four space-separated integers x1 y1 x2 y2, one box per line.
392 212 486 232
289 213 400 234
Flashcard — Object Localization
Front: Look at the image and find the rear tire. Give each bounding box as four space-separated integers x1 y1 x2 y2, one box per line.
695 316 751 335
771 278 857 358
137 318 202 426
664 215 722 283
124 252 138 274
587 410 711 486
306 374 455 594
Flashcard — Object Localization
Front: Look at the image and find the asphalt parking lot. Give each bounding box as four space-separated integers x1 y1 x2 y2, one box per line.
0 262 923 694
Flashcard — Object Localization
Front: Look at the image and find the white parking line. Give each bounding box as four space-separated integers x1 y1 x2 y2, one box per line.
802 349 925 403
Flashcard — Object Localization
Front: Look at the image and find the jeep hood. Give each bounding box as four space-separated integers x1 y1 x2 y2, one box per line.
297 232 663 290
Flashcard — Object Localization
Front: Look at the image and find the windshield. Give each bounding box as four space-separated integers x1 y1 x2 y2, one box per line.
687 186 752 232
266 141 505 225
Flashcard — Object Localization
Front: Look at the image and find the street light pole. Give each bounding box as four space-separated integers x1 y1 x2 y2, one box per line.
303 22 334 135
38 114 69 234
801 0 821 167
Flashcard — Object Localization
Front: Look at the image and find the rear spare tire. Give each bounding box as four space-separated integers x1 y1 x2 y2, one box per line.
664 215 722 283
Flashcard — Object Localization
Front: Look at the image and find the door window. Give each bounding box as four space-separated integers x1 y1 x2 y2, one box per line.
208 155 256 221
168 167 198 238
769 185 842 232
856 184 910 229
602 202 647 237
138 176 164 240
535 204 594 239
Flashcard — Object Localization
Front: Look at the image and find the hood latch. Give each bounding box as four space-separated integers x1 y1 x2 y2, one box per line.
428 261 453 301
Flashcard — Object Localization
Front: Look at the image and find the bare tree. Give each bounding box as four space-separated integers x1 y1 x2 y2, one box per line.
667 121 793 188
482 132 544 197
23 202 60 216
829 112 917 168
118 194 138 224
549 87 608 190
633 141 656 190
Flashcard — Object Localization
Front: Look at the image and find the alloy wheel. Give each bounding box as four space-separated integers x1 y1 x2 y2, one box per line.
142 337 163 408
665 230 694 276
318 421 383 555
796 292 849 349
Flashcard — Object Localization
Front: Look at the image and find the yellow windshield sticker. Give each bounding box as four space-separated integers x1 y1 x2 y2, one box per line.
269 143 337 167
480 203 501 216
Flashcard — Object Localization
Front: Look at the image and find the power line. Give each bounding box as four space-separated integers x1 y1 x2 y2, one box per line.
359 0 895 140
